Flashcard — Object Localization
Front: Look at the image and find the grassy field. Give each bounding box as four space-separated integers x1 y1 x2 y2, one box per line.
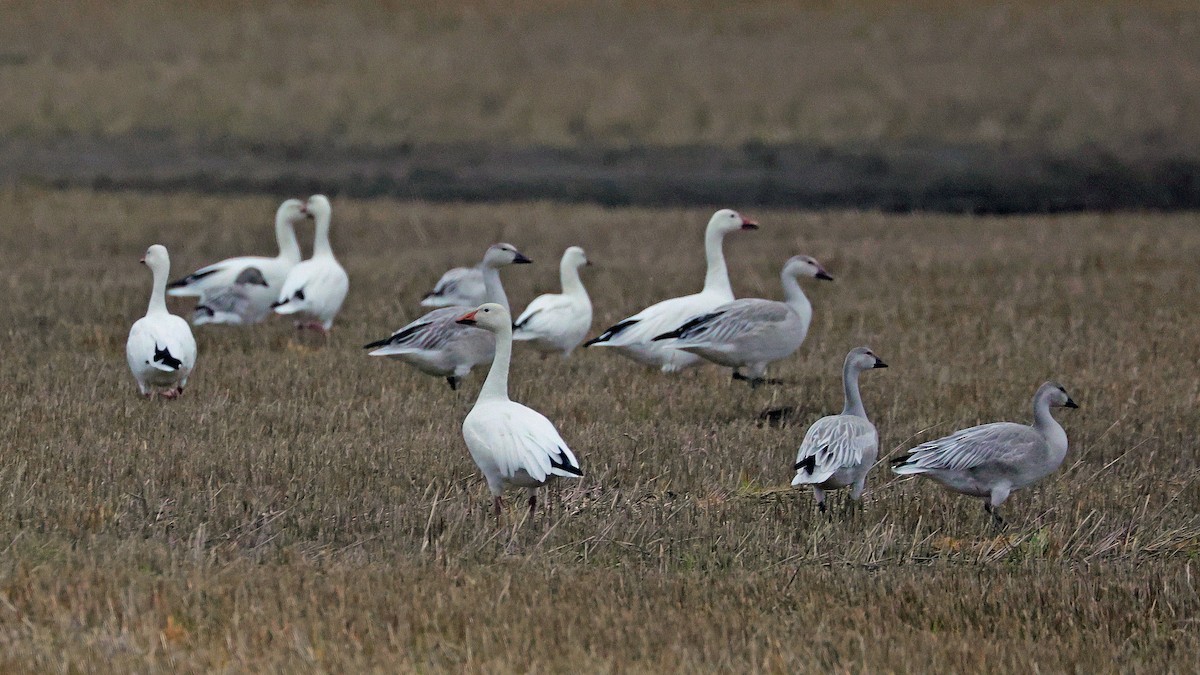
1 1 1197 153
0 186 1196 670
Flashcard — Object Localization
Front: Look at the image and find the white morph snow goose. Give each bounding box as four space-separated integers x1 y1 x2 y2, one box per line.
457 303 583 517
168 199 306 325
271 195 349 333
891 381 1078 527
420 265 486 308
790 347 887 512
584 209 757 372
654 254 832 386
126 244 198 399
363 243 531 389
512 246 593 356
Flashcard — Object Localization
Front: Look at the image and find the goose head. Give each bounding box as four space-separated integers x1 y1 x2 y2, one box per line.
140 244 170 275
277 198 306 224
708 208 759 235
784 254 833 281
563 245 590 268
455 302 511 332
1039 381 1079 409
846 346 887 371
301 194 332 221
481 243 532 268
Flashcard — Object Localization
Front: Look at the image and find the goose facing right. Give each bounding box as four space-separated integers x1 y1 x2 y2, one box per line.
583 209 757 372
791 347 887 512
363 243 531 389
457 303 583 518
127 245 197 399
654 254 832 386
168 198 305 325
512 246 593 356
891 381 1078 527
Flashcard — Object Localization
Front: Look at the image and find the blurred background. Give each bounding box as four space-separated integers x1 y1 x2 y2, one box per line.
1 0 1198 211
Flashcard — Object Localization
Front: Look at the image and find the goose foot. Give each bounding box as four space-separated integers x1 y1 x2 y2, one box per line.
528 493 537 517
984 502 1007 530
160 388 181 400
493 496 503 522
445 376 460 391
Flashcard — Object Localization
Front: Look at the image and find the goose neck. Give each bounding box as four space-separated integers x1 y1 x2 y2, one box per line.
701 226 733 298
481 267 510 312
478 324 513 401
275 216 302 264
1032 393 1069 457
781 272 813 335
840 362 867 418
560 259 587 299
311 211 334 259
147 263 169 316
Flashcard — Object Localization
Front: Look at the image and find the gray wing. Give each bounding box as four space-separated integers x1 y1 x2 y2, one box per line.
670 299 792 345
894 422 1043 473
793 415 877 484
234 266 269 287
368 306 471 351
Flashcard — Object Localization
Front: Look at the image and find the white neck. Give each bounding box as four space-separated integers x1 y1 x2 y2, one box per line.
275 216 302 264
147 263 169 316
478 323 513 401
841 362 867 418
780 272 813 338
1032 392 1069 463
701 226 733 298
560 259 588 300
480 267 510 312
312 210 334 259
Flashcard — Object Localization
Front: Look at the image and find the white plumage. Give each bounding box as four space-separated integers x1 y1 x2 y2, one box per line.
420 266 487 308
126 244 197 399
655 254 832 385
363 243 530 389
271 195 349 333
457 303 583 517
513 246 593 356
791 347 887 511
891 381 1078 526
168 199 306 325
584 209 757 372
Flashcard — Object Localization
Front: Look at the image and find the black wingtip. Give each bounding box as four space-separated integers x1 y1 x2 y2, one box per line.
166 278 188 289
549 448 583 476
153 345 182 370
362 338 389 350
270 300 286 309
652 329 682 342
794 455 817 475
889 453 911 467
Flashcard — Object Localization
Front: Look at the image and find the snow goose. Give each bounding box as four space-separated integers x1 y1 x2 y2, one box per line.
653 254 831 386
421 265 486 308
169 199 305 325
583 209 757 372
790 347 887 512
192 267 270 325
457 303 583 517
891 381 1078 527
512 246 593 356
271 195 349 333
363 243 531 389
126 245 198 399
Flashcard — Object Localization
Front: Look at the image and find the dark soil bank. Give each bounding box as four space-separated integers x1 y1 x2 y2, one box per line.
3 135 1199 213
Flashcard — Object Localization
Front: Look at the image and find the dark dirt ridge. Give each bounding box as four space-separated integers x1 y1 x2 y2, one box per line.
3 135 1199 213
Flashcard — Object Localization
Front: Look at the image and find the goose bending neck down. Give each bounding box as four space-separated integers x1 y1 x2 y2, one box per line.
790 347 887 512
456 303 583 518
126 245 198 399
583 209 757 372
891 382 1078 528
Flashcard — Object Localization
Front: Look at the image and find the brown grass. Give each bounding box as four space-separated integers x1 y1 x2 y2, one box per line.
0 186 1197 670
0 1 1198 152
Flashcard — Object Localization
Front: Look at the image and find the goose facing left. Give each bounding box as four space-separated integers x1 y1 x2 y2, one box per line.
271 195 350 333
168 199 306 325
457 303 583 518
126 245 197 399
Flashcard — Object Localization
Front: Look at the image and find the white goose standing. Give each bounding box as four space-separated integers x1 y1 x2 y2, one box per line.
126 245 198 399
791 347 888 512
457 303 584 517
363 243 531 389
513 246 593 356
654 255 832 386
168 199 306 325
584 209 757 372
891 381 1078 527
271 195 349 333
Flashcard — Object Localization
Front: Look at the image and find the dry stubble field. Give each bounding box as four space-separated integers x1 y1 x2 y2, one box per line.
0 187 1196 670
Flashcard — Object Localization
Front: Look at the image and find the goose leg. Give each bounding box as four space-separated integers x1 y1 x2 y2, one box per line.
160 388 180 400
527 490 537 517
493 495 503 521
445 376 460 391
814 487 827 514
984 502 1007 529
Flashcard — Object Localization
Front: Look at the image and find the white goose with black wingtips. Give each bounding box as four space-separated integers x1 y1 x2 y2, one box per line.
512 246 593 356
583 209 757 372
126 244 197 399
457 303 583 518
271 195 349 333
